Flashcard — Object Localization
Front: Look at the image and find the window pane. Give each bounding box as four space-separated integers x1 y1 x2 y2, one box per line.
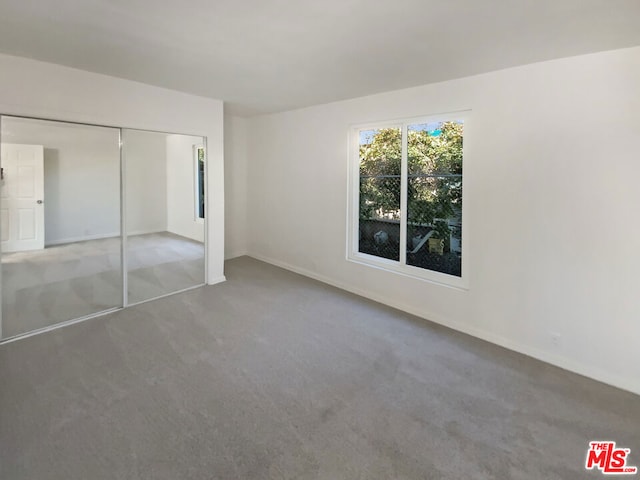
406 121 463 277
358 127 401 261
408 121 463 175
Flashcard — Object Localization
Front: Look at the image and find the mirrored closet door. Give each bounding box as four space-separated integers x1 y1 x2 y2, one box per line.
122 129 206 305
0 117 207 341
0 117 122 338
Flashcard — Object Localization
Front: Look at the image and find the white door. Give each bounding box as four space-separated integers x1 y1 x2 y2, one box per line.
1 144 45 252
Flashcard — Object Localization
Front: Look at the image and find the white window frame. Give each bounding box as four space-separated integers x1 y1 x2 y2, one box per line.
346 111 470 290
193 144 205 224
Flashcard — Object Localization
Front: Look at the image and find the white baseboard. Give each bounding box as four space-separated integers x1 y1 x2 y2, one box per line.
208 275 226 286
166 228 204 244
225 250 248 260
248 252 640 397
128 228 167 237
45 229 167 247
46 232 120 246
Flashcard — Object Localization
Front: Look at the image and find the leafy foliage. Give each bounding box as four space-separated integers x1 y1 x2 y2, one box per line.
359 128 402 220
359 121 463 235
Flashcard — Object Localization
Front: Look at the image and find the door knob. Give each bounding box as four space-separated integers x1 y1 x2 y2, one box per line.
36 200 43 204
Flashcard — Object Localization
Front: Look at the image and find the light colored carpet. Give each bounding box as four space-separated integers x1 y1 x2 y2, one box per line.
0 256 638 479
1 232 204 338
126 232 204 305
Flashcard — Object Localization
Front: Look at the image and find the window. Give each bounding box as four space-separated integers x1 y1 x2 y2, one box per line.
195 145 205 220
349 113 466 287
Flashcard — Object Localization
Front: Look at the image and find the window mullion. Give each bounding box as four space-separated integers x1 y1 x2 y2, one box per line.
399 124 408 265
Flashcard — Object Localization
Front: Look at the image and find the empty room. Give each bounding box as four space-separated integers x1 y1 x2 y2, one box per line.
0 1 639 479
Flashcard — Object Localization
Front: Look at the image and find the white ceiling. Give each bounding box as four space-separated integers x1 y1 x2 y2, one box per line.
0 0 639 116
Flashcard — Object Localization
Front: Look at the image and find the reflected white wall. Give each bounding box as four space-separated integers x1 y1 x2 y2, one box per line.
2 117 120 246
124 130 168 235
166 134 204 243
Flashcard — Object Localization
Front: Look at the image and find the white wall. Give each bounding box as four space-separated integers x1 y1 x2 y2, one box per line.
242 46 640 395
123 129 168 236
2 117 120 245
166 134 205 243
224 114 248 259
3 122 194 244
0 53 225 284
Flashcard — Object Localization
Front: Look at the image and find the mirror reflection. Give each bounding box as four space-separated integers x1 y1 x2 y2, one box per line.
1 117 122 338
123 130 205 305
0 117 207 340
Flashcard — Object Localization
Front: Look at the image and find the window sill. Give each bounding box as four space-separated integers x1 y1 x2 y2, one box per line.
347 252 468 291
